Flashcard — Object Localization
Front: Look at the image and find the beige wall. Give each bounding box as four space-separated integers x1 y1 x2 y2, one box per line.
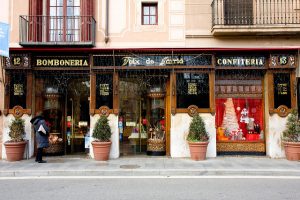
0 0 9 23
8 0 29 47
8 0 186 48
6 0 300 48
0 0 9 160
94 0 185 48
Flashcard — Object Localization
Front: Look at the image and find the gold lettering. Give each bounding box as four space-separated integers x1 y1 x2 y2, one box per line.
48 60 54 66
241 59 245 65
227 59 232 65
232 59 237 65
217 59 222 65
245 59 250 65
122 57 130 66
13 57 21 66
179 58 184 64
83 60 88 66
36 58 88 66
36 59 42 66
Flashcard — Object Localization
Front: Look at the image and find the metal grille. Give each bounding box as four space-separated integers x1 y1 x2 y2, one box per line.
212 0 300 26
19 15 95 46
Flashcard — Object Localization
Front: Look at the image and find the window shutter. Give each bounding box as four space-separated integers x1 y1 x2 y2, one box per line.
29 0 43 42
81 0 93 41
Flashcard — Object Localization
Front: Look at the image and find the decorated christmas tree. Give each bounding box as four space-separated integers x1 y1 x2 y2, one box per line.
221 98 239 134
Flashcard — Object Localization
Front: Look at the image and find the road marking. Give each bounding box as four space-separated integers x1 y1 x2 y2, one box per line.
1 176 300 180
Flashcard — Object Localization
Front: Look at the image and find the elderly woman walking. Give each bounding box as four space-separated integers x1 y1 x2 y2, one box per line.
30 111 50 163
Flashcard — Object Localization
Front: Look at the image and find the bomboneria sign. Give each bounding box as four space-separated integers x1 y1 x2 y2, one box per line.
0 22 9 57
34 57 89 67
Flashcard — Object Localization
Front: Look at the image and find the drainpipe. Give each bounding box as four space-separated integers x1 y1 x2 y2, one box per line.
104 0 109 43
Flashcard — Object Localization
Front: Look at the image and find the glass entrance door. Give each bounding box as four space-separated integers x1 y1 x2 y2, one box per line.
119 80 148 155
65 77 90 154
35 74 90 155
119 72 167 156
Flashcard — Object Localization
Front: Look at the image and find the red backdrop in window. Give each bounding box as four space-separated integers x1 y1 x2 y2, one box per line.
215 98 263 135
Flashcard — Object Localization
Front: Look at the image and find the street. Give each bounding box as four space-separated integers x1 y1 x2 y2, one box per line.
0 177 299 200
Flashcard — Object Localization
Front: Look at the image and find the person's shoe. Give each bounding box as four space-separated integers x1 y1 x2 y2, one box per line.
38 160 47 163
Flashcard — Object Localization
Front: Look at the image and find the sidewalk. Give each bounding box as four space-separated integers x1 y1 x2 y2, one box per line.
1 155 300 177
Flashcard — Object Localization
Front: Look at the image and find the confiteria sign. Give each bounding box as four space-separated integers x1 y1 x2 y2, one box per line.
35 57 89 67
216 56 266 67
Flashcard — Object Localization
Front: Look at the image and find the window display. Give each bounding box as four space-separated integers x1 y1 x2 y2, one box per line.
96 74 113 109
216 98 264 141
176 73 209 108
9 73 27 109
274 73 291 108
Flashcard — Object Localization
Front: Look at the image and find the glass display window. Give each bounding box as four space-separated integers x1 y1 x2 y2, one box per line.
216 98 264 141
273 73 291 108
176 72 210 108
9 72 27 109
96 74 113 109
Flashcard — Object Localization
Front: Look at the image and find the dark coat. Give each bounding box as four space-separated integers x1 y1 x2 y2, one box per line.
30 116 50 148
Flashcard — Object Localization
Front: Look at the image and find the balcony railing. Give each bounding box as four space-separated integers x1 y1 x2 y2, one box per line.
20 15 96 46
212 0 300 35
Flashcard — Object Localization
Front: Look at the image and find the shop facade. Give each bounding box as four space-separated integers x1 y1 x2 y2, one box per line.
1 49 297 159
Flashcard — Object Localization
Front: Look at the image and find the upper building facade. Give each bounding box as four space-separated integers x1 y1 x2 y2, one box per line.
1 0 299 160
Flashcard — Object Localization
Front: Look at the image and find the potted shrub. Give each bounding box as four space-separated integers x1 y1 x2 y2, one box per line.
91 115 112 161
282 109 300 161
187 114 209 161
4 118 27 161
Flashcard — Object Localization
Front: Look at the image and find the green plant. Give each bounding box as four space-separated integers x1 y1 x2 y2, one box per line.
187 115 209 142
92 115 112 142
282 109 300 142
8 118 25 142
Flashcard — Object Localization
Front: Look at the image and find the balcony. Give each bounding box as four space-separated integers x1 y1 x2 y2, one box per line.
19 15 96 46
212 0 300 36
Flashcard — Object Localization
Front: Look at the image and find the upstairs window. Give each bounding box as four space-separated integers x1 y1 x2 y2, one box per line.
142 3 158 25
49 0 81 42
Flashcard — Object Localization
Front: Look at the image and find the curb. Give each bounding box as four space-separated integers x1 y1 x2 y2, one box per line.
1 169 300 177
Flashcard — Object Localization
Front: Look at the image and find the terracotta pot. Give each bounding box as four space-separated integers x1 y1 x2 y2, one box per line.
4 141 27 162
283 142 300 161
188 141 209 161
91 141 112 161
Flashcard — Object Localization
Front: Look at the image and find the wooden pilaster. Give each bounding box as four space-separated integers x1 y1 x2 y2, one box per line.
90 71 96 115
